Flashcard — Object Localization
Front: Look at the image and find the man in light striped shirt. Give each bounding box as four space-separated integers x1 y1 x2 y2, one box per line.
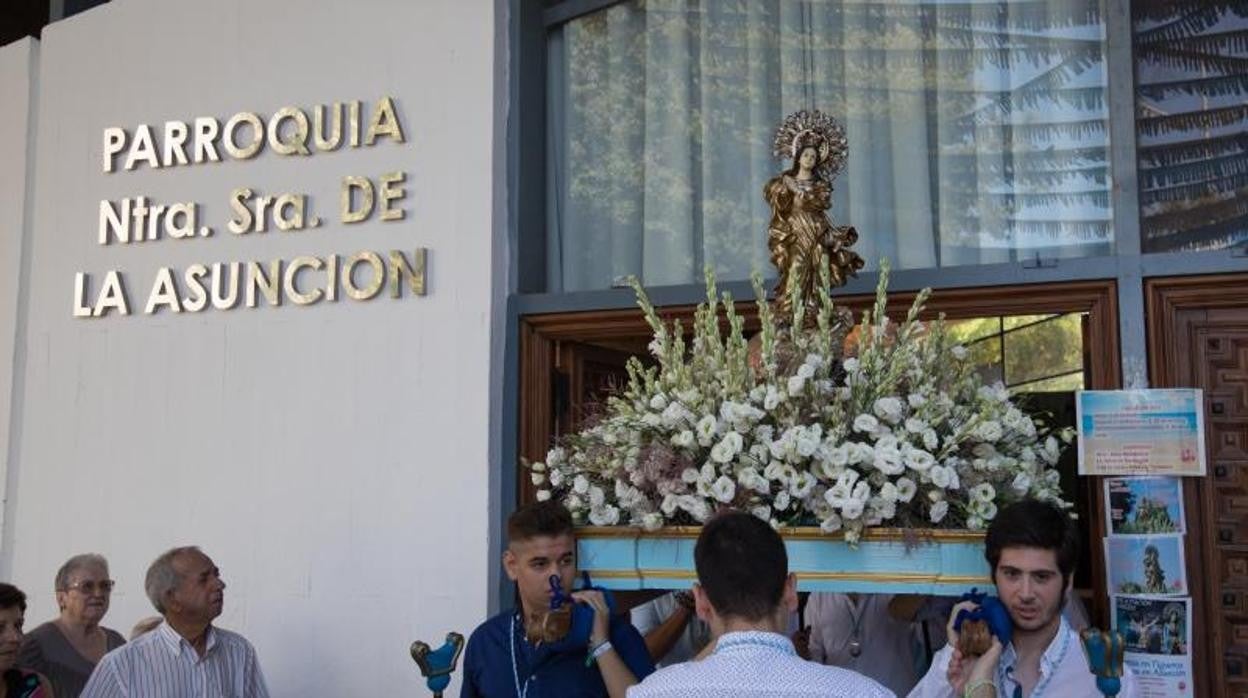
82 546 269 698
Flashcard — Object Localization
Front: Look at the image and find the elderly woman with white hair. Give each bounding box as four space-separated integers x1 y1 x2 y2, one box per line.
19 554 125 698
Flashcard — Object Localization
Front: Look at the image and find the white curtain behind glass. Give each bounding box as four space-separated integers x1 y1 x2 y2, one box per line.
548 0 1112 292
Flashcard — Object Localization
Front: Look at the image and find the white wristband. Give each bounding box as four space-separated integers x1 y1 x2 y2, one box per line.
591 640 613 660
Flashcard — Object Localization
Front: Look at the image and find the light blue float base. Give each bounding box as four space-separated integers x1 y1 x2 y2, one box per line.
578 527 992 597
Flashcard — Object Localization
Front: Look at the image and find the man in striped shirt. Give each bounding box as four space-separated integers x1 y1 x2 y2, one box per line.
82 546 269 697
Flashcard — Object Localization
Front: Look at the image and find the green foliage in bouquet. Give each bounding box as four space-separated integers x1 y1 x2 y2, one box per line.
528 262 1073 543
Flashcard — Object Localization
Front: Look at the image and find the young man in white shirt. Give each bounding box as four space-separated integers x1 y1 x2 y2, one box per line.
909 499 1138 698
628 511 893 697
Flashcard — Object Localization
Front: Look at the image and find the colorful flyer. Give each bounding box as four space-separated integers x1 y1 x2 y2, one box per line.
1104 535 1186 596
1104 477 1185 536
1113 595 1195 697
1076 389 1206 476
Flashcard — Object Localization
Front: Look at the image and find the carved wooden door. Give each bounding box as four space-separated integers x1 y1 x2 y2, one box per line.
1148 274 1248 698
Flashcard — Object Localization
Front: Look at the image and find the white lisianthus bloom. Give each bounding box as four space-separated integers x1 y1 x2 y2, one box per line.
536 489 552 502
686 497 712 522
641 413 662 427
843 357 859 373
696 479 713 498
748 443 770 463
616 480 630 499
975 420 1004 443
896 477 917 502
589 486 605 508
905 417 927 434
661 494 679 516
1043 436 1061 464
879 482 899 503
797 362 816 380
841 498 865 520
834 468 860 490
873 397 905 424
680 467 700 484
830 443 852 468
853 414 880 434
967 516 985 530
929 465 952 489
904 447 936 472
1012 472 1033 494
922 429 939 451
738 467 769 495
928 489 945 503
696 415 718 446
671 430 696 449
851 481 871 503
820 513 843 533
764 460 787 483
976 501 999 521
950 345 968 360
795 428 821 458
589 505 621 526
547 447 567 468
642 512 663 531
848 442 875 465
602 431 618 446
711 475 737 503
531 472 546 486
789 472 816 499
749 386 767 403
649 394 668 410
787 374 807 396
700 462 718 482
873 438 904 475
711 432 744 464
908 393 927 409
573 475 590 495
549 469 564 488
530 461 546 473
825 483 850 507
754 424 774 443
971 483 996 503
947 469 961 491
751 505 772 521
929 500 949 523
566 494 583 511
764 386 782 410
774 490 791 511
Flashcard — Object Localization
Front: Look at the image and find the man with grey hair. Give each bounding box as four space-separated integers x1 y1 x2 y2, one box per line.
82 546 269 697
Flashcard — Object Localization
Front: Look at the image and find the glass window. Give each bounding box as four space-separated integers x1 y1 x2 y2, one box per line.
1135 4 1248 252
548 0 1112 292
946 312 1085 393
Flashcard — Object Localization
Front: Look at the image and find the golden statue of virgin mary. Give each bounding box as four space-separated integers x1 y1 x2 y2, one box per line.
765 110 864 320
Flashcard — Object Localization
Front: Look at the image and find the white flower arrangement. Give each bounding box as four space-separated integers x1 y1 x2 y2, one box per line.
529 262 1073 544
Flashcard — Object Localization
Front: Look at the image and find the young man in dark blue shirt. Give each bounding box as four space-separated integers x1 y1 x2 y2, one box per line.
461 501 654 697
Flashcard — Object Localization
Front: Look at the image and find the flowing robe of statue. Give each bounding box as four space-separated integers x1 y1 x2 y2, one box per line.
765 173 863 319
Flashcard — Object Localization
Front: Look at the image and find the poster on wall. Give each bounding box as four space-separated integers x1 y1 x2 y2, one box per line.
1112 595 1194 697
1104 535 1187 596
1104 477 1185 536
1076 389 1206 476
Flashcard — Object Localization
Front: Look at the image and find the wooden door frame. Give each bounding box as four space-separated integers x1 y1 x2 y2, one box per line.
1146 272 1248 698
518 278 1121 609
